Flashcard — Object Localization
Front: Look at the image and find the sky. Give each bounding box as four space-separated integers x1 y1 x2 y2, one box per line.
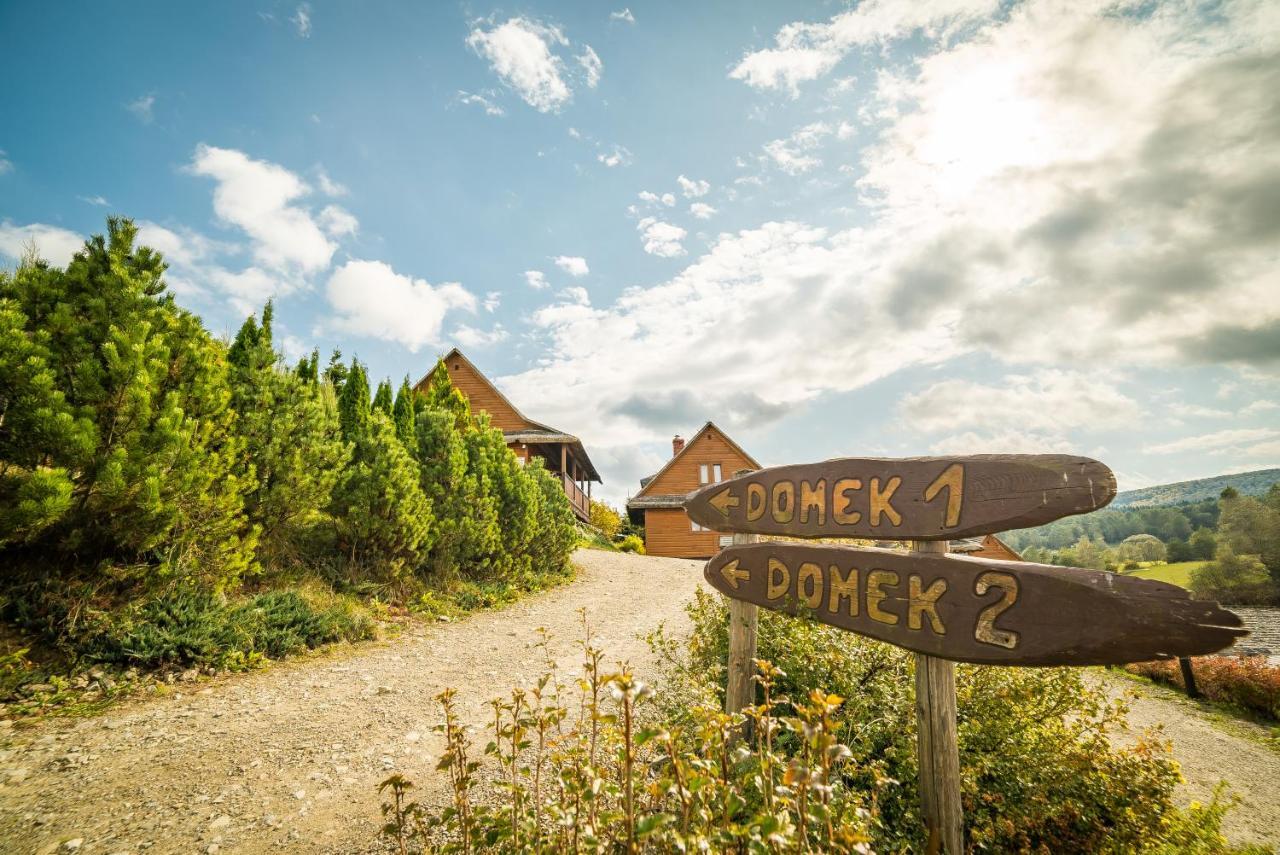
1 0 1278 507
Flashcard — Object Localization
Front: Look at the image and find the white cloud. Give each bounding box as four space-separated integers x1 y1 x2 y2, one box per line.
326 259 476 352
928 429 1077 456
187 144 340 274
578 46 603 88
689 202 717 220
610 9 635 24
0 221 84 267
554 255 590 277
466 17 572 113
597 145 631 167
127 94 155 123
636 218 687 258
492 0 1280 497
1146 428 1280 455
0 150 11 175
292 3 312 38
677 175 710 198
762 122 832 174
483 291 501 312
318 204 358 237
1241 400 1279 417
560 285 590 305
525 270 549 289
78 195 110 207
638 190 675 207
458 90 505 116
730 0 997 95
455 323 509 347
898 370 1142 435
314 166 347 196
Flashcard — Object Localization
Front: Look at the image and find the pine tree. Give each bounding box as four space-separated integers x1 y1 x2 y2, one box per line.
421 359 471 431
392 378 417 450
228 304 349 559
331 411 433 578
372 379 393 415
324 349 348 392
0 218 253 584
338 359 371 442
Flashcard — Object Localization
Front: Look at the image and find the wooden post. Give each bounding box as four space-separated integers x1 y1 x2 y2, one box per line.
1179 656 1200 699
725 467 759 723
912 539 963 855
725 529 759 720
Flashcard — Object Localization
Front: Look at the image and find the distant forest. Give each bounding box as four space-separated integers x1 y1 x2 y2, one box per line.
1003 498 1220 552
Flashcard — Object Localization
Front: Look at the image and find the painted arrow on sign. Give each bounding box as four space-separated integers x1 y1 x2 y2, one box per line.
686 454 1116 540
704 542 1245 666
718 558 750 590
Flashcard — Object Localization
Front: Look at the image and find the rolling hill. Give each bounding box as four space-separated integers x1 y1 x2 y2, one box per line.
1113 468 1280 508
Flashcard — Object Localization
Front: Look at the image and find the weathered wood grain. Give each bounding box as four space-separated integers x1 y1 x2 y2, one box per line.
704 542 1245 666
685 454 1117 540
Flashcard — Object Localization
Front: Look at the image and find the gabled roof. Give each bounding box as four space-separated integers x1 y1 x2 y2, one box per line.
416 348 601 482
630 421 761 503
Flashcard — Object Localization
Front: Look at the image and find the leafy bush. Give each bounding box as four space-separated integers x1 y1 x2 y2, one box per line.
650 590 1249 854
1126 655 1280 721
588 500 622 540
1190 545 1275 605
380 631 877 853
616 534 645 554
379 613 1256 854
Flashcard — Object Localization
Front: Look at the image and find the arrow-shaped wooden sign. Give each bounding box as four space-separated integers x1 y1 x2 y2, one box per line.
704 542 1245 666
686 454 1116 540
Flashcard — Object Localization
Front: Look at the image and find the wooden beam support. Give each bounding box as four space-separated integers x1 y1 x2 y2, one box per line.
912 539 963 855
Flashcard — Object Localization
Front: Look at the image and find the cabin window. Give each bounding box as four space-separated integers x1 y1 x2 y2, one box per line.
713 464 723 482
691 520 708 532
699 464 709 484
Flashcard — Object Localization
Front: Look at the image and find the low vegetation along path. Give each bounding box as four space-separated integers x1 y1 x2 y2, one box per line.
0 551 709 854
3 551 1279 854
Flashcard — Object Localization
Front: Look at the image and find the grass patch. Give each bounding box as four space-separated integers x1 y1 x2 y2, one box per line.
410 562 577 620
1128 560 1205 587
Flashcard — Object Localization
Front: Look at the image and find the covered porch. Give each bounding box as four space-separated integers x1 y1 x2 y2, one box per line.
504 430 601 522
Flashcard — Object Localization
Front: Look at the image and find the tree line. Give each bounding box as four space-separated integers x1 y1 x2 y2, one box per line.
0 219 577 658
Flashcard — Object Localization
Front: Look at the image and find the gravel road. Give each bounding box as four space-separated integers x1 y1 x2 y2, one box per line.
3 551 1277 853
0 550 708 854
1100 671 1280 850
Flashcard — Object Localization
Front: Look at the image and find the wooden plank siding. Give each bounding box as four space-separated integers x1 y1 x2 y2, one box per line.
644 428 756 496
644 508 725 559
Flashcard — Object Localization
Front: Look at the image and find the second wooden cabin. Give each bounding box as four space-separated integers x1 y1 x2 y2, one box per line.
626 422 760 559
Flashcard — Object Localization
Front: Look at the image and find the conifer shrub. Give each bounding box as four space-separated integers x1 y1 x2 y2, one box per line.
66 587 374 670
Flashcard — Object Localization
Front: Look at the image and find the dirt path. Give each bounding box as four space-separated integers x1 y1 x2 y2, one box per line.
0 550 709 855
1099 671 1280 849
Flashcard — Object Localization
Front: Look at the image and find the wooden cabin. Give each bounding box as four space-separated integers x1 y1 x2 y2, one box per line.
415 348 600 522
950 534 1023 561
626 422 760 559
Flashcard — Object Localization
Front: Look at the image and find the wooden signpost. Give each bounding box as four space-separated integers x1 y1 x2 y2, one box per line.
703 542 1245 666
685 454 1245 854
685 454 1117 540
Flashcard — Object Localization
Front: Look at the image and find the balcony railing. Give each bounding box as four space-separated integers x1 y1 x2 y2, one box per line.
561 473 590 520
